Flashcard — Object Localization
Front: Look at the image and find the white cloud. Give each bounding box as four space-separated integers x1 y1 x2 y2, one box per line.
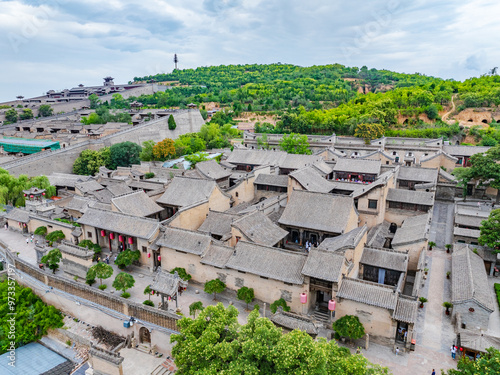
0 0 499 101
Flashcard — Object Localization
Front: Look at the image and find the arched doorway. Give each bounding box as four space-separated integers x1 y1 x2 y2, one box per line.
139 327 151 344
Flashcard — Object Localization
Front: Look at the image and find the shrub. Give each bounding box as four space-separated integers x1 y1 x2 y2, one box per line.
143 300 155 307
46 230 65 243
495 283 500 308
34 226 47 236
270 298 290 314
121 292 131 299
98 284 107 290
170 267 192 281
145 172 155 179
332 315 365 341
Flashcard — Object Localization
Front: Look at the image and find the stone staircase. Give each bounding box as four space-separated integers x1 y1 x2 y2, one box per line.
136 343 152 355
151 357 176 375
312 309 331 325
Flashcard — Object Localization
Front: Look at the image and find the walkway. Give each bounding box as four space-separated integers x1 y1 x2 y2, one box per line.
442 94 457 124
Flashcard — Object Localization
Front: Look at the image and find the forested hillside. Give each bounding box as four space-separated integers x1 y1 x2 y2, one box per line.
127 64 500 142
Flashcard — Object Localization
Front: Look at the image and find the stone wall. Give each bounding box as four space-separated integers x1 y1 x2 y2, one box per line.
453 303 491 331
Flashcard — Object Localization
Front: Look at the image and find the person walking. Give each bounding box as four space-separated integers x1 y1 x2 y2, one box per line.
395 347 399 356
26 237 29 245
431 369 436 375
451 345 456 359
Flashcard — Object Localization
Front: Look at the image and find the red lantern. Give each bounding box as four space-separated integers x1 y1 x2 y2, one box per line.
42 192 45 196
110 233 115 240
128 237 133 245
328 299 336 311
101 230 106 237
147 253 151 258
24 194 27 197
30 195 34 198
119 235 124 242
300 292 307 304
158 256 161 261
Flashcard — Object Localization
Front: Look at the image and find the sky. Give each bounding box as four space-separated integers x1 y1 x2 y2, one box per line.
1 0 499 102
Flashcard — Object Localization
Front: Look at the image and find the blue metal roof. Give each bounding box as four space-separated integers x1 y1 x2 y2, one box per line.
0 342 67 374
0 138 59 147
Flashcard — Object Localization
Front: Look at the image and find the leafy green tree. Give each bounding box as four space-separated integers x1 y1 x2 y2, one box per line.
89 262 113 285
237 286 255 310
72 148 111 175
189 301 204 318
5 109 18 123
354 123 385 143
424 103 439 120
41 248 62 273
279 133 311 154
109 142 142 169
170 303 388 374
112 272 135 295
45 230 65 244
153 138 176 161
139 140 156 161
270 298 290 314
168 115 177 130
256 133 270 149
38 104 53 117
332 315 365 342
185 152 209 168
468 145 500 203
0 280 64 354
114 249 141 269
174 133 206 156
86 267 96 286
479 209 500 252
34 226 47 236
204 278 226 300
144 285 152 301
89 94 100 109
444 347 500 375
19 108 34 120
452 167 474 201
170 267 192 281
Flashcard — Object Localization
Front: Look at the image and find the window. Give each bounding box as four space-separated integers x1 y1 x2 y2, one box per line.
368 200 378 209
386 161 389 165
260 276 269 280
142 246 147 253
284 282 293 286
87 231 92 238
235 192 239 197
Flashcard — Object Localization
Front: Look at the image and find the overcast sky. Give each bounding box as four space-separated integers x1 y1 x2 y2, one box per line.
1 0 499 102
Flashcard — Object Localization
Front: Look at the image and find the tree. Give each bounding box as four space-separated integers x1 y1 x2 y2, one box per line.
89 262 113 285
73 148 111 175
19 108 34 120
189 301 204 318
114 249 141 269
45 230 65 244
237 286 255 310
86 267 96 286
34 226 47 236
279 133 311 154
468 145 500 203
0 280 64 354
139 140 156 161
109 142 142 169
153 138 176 161
270 298 290 314
38 104 53 117
479 209 500 252
424 103 439 120
170 303 388 374
168 115 177 130
204 278 226 300
5 109 18 123
185 152 209 168
445 347 500 375
452 167 473 201
41 248 62 273
144 285 152 301
354 123 385 143
89 94 100 109
332 315 365 342
112 272 135 295
257 133 270 150
170 267 192 281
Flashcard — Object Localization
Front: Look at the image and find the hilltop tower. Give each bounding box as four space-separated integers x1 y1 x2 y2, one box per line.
174 54 179 70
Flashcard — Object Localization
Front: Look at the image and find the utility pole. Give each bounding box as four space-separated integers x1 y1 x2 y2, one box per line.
174 54 178 70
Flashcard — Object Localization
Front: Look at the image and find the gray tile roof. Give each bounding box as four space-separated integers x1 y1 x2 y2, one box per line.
75 180 104 194
453 227 480 239
65 196 92 213
459 332 500 352
270 310 318 335
5 207 30 223
226 241 307 284
77 208 160 239
232 211 288 246
278 190 356 234
451 247 495 312
58 241 94 259
392 213 430 246
226 149 287 166
156 177 217 207
318 226 367 252
333 158 381 175
289 166 334 193
439 168 456 182
197 210 240 237
301 248 345 282
150 270 182 296
312 160 334 175
48 173 92 188
200 243 234 268
196 159 231 180
360 247 408 272
156 227 212 255
392 295 418 324
337 277 397 310
111 191 163 218
106 183 133 196
254 173 289 188
398 166 438 183
443 145 490 157
386 188 435 206
128 180 165 191
366 221 392 248
280 154 323 170
454 213 487 228
454 243 498 263
90 188 114 203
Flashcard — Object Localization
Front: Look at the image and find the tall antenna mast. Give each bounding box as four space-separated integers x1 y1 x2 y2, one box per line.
174 54 179 70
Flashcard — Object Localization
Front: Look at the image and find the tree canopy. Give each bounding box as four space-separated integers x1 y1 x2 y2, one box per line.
89 262 114 285
279 133 311 154
204 279 226 300
109 141 142 169
445 347 500 375
152 138 176 161
112 272 135 293
72 148 111 176
332 315 365 342
170 303 388 375
479 209 500 252
41 248 62 273
38 104 53 117
0 170 56 207
168 114 177 130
